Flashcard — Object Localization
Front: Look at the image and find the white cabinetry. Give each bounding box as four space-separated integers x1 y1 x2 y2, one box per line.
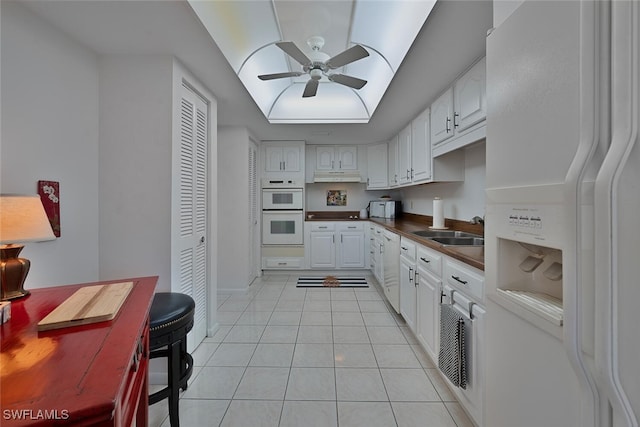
415 244 443 362
410 107 432 184
316 145 358 171
262 141 304 181
366 142 388 189
370 224 385 284
397 124 412 185
309 223 336 269
431 57 487 157
308 222 365 269
388 136 399 187
399 238 417 332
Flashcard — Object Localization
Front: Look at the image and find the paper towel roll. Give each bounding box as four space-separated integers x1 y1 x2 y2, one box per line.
432 197 445 229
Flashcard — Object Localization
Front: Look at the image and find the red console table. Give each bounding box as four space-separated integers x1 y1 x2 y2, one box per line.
1 276 157 426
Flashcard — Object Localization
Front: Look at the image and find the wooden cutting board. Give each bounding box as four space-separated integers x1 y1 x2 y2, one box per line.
38 282 134 331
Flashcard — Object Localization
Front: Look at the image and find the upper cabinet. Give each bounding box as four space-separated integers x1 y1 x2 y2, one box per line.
366 142 388 189
410 107 432 184
262 141 305 181
431 57 486 157
388 136 399 187
316 146 358 171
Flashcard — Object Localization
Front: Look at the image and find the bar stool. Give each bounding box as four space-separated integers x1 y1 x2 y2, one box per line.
148 292 195 427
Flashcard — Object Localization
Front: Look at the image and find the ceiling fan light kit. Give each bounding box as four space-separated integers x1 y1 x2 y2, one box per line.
258 36 370 98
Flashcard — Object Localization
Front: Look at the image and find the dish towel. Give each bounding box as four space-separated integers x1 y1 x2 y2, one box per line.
438 303 468 389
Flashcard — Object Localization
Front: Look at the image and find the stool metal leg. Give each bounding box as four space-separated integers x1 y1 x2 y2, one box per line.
168 340 181 427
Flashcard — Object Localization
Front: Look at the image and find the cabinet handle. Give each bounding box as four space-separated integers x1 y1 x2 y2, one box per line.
419 256 430 264
409 267 413 282
318 226 328 229
367 178 370 185
414 271 419 286
410 168 414 179
339 160 342 169
278 262 287 266
406 169 410 179
333 235 335 243
348 226 357 229
446 117 451 133
454 112 460 128
451 275 468 285
401 246 408 251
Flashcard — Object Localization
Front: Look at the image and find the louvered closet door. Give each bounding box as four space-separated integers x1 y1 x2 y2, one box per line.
175 83 208 352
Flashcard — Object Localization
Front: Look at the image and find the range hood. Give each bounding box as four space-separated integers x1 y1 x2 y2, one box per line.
313 171 362 183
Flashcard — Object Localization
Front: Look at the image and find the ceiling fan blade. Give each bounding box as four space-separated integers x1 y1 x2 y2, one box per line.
276 41 312 66
326 45 369 69
302 79 319 98
328 74 367 89
258 71 304 81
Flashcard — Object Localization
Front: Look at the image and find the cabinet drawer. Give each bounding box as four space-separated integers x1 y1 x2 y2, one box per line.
263 257 303 269
337 222 364 232
444 259 484 301
310 222 336 232
399 237 416 262
416 245 442 277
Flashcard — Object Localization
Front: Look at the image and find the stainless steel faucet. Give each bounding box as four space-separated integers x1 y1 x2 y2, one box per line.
470 216 485 226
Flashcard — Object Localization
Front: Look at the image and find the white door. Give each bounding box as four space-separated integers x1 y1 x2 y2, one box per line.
366 143 388 189
248 140 259 283
310 232 336 268
173 82 208 351
453 57 486 133
416 268 440 361
398 125 412 184
316 146 335 170
399 258 416 332
431 88 454 145
337 146 358 170
282 145 301 172
339 232 365 268
265 146 284 172
388 136 399 187
411 107 432 183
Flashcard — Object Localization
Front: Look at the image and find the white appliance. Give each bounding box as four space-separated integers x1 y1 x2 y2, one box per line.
261 186 304 245
262 210 304 245
369 200 401 219
262 188 303 210
485 2 639 427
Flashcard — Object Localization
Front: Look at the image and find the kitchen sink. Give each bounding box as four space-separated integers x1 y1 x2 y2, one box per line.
412 230 481 239
430 236 485 246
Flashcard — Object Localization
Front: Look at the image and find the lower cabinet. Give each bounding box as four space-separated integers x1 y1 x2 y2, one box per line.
415 244 443 362
308 222 365 269
399 237 417 332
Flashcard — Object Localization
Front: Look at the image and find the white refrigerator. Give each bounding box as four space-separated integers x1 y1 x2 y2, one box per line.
485 1 638 427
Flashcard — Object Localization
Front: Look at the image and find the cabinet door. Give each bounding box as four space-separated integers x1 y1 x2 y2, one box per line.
397 125 412 185
310 232 336 268
400 258 417 332
417 269 440 362
454 57 486 133
265 146 284 172
431 88 454 145
337 146 358 170
388 136 399 187
316 146 335 170
367 143 388 189
282 146 301 172
411 107 432 183
339 232 365 268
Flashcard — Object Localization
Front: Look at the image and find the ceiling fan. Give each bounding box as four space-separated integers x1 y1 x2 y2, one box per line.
258 36 370 98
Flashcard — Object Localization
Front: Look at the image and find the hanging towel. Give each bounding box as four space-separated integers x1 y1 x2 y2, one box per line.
438 303 468 389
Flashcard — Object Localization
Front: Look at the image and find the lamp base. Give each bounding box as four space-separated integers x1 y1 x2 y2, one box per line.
1 245 31 301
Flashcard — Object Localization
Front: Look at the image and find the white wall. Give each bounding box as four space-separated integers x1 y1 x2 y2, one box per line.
399 142 486 221
0 1 100 287
218 126 251 292
305 183 396 212
98 55 174 291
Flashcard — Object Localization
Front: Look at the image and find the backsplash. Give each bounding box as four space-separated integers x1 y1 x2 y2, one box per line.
399 142 485 221
305 182 400 212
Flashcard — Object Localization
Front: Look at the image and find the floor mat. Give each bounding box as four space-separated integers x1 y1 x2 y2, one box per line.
296 276 369 288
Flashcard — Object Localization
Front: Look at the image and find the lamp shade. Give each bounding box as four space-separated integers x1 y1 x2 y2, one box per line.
0 195 56 244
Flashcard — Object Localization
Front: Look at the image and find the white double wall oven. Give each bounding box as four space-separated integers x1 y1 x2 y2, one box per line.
261 182 304 245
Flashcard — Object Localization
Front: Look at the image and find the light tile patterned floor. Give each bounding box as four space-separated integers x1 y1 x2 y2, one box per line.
149 274 474 427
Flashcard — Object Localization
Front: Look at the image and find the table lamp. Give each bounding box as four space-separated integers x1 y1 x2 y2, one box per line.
0 194 56 300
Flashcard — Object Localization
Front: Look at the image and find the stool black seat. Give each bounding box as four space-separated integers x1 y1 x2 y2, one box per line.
148 292 195 427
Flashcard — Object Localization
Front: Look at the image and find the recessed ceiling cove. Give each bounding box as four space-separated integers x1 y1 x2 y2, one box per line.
188 0 436 124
